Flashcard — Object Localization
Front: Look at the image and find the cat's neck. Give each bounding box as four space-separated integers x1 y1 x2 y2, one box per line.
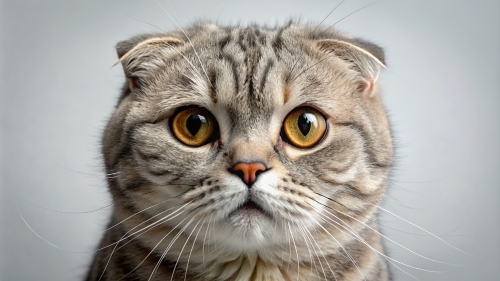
88 215 388 281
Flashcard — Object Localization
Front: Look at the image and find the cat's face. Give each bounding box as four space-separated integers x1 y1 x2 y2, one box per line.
103 23 392 255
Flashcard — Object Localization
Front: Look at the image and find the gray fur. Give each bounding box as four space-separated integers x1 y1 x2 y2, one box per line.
86 22 393 281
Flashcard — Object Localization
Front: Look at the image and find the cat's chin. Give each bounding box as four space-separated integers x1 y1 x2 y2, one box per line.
216 231 276 252
213 207 279 251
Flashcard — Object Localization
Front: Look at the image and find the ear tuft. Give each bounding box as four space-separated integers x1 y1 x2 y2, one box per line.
116 34 158 60
348 38 386 66
114 35 185 91
316 39 386 97
114 37 184 66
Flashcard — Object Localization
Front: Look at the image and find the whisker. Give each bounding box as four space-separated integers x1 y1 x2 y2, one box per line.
300 221 338 281
297 222 329 280
313 190 443 237
289 55 332 83
28 201 113 214
313 0 346 32
211 214 217 257
154 0 213 89
315 212 419 280
117 214 191 281
285 220 292 269
150 214 199 280
382 191 426 210
335 208 460 266
170 215 205 281
309 193 459 268
325 1 382 31
319 210 437 276
295 220 320 279
18 199 187 256
304 212 367 281
287 222 300 277
18 208 69 251
286 0 345 83
202 214 212 268
53 162 119 179
103 195 182 233
313 204 447 274
272 215 278 235
185 219 205 281
279 220 286 266
373 203 468 255
124 15 167 33
96 203 189 263
131 27 206 87
99 204 190 281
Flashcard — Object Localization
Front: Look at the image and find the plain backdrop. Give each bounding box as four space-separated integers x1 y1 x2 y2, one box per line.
1 0 499 280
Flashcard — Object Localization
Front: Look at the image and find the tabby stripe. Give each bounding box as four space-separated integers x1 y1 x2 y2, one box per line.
220 54 239 94
373 260 383 280
103 220 173 280
237 29 247 52
112 121 155 169
247 28 257 47
108 178 134 201
259 59 274 94
337 122 390 169
254 28 267 45
111 190 150 217
113 203 181 246
112 143 131 171
126 178 148 190
208 70 217 103
148 169 170 176
272 20 293 56
116 250 142 281
245 47 262 98
135 149 163 161
128 237 186 280
218 34 231 53
247 68 255 97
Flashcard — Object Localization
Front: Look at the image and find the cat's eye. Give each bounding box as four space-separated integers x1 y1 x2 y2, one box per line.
281 107 327 148
170 107 217 147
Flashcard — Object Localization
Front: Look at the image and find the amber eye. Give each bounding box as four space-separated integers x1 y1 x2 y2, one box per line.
281 107 327 148
170 107 217 147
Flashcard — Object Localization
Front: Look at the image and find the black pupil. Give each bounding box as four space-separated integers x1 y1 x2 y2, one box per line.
186 113 205 136
297 113 314 136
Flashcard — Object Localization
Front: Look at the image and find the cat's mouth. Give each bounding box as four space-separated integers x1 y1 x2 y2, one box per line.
229 198 271 218
240 199 264 212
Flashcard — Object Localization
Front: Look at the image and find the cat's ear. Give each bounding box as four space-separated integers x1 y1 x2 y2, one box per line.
316 39 386 97
115 35 185 92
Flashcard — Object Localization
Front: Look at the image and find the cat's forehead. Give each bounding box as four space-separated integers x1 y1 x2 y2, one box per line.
147 24 350 119
206 27 290 123
121 22 387 130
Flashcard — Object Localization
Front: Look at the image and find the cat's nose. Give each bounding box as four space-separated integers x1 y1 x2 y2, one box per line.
228 162 267 186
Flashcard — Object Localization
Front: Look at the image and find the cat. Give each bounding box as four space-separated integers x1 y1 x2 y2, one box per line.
84 21 393 281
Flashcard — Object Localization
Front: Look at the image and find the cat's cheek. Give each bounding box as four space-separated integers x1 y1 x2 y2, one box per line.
281 138 330 160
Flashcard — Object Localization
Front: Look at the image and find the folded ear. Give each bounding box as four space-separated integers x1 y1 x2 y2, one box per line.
315 39 386 97
115 35 185 91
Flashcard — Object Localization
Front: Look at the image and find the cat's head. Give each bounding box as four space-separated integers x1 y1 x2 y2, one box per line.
103 22 392 254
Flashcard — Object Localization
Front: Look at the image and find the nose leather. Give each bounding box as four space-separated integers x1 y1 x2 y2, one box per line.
230 162 267 186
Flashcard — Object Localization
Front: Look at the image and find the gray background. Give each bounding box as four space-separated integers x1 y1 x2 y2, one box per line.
1 0 499 280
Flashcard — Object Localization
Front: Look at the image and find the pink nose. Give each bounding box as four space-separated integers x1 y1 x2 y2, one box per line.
231 162 267 186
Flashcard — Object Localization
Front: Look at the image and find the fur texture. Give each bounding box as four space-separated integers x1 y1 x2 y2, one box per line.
85 22 393 281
